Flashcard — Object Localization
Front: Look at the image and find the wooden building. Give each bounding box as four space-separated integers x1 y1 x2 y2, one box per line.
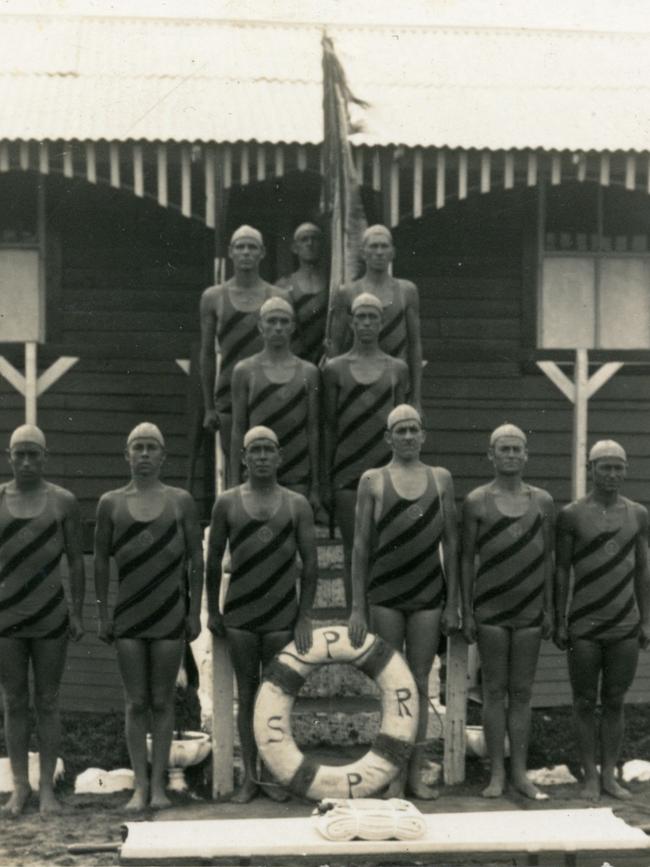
1 14 650 711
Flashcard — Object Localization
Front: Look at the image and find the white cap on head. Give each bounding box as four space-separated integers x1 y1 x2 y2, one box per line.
589 439 627 463
127 422 165 448
387 404 422 431
293 222 322 240
243 426 279 449
230 225 264 247
489 423 527 447
351 291 383 314
9 424 46 450
260 297 294 319
362 224 393 245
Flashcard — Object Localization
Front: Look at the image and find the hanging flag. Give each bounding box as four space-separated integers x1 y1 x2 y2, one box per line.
322 32 368 355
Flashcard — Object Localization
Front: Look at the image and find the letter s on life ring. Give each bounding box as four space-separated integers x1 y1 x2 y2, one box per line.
253 625 419 800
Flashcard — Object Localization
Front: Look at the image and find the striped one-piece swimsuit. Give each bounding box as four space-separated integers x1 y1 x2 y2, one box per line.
214 285 275 415
344 280 408 360
224 489 299 633
330 360 398 492
247 359 312 489
568 499 640 643
111 491 187 640
368 468 445 612
473 487 546 629
0 484 68 639
286 285 328 365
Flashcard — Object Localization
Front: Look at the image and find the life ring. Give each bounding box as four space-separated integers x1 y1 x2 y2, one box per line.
253 625 419 800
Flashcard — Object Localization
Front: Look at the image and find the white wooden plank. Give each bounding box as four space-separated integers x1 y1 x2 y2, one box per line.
204 146 216 229
625 154 636 190
572 348 589 499
443 633 467 785
156 144 168 208
240 143 249 186
85 142 97 184
274 145 284 178
0 358 26 395
551 153 561 186
256 145 266 181
63 147 73 178
600 153 610 186
504 151 514 190
412 147 423 218
480 151 491 194
576 152 587 182
19 142 29 171
38 141 49 175
435 150 446 209
25 341 37 425
132 144 144 197
109 142 120 189
586 362 624 399
36 357 79 397
211 634 234 798
526 151 537 187
181 144 191 217
536 361 575 403
458 150 468 200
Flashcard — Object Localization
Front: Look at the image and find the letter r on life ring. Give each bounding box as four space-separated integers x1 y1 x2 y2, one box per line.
395 687 413 718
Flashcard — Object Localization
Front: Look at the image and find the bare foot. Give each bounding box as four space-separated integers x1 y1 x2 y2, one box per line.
261 766 290 802
2 784 31 817
482 777 505 798
149 790 173 810
230 779 259 804
511 776 549 801
580 776 601 802
407 780 440 801
124 788 149 812
39 789 63 816
602 777 632 800
383 777 405 799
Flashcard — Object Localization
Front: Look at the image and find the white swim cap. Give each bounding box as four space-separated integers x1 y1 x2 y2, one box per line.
243 426 279 449
489 423 527 447
230 225 264 247
589 440 627 463
293 222 322 240
127 422 165 448
260 297 295 319
9 424 46 450
362 224 393 245
351 292 383 314
387 404 422 430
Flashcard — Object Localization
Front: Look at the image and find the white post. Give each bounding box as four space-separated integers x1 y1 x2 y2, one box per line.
572 349 589 499
444 633 468 784
25 342 38 425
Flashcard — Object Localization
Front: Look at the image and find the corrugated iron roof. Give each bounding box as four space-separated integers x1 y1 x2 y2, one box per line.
2 15 650 150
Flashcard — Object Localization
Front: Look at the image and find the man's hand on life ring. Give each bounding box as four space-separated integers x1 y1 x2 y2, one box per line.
441 604 460 635
294 614 313 655
348 608 368 648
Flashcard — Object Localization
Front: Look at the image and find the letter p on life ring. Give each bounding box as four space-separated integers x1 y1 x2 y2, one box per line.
253 625 419 800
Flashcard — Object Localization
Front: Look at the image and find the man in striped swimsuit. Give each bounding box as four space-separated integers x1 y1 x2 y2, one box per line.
207 426 317 803
350 405 459 799
276 223 328 365
94 423 204 811
199 225 285 461
230 297 323 520
328 224 423 410
555 440 650 801
322 293 409 608
461 424 554 800
0 425 85 817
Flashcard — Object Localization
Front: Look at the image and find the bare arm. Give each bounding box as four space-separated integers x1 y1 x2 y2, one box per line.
229 363 250 485
404 282 423 411
438 470 460 634
349 471 376 647
94 494 114 643
205 496 230 636
554 507 575 650
293 495 318 654
395 359 409 407
321 361 339 512
61 490 86 641
199 288 219 431
460 494 481 644
327 287 349 358
539 491 556 640
634 505 650 648
179 490 204 642
305 364 321 510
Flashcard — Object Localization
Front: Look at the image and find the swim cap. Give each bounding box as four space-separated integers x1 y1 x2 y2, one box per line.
230 225 264 247
293 222 322 240
351 292 383 314
589 440 627 463
260 297 295 319
127 422 165 448
9 424 46 450
387 404 423 431
362 224 393 245
489 423 527 447
243 426 279 449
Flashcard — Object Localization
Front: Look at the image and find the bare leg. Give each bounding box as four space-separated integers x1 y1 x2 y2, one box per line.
259 630 293 801
116 639 150 811
0 638 32 816
218 413 232 485
226 627 262 803
600 637 638 800
476 625 509 798
567 638 602 801
334 490 357 612
507 627 547 800
148 639 185 809
31 635 68 815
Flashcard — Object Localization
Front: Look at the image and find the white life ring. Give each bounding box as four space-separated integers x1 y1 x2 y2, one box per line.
253 625 419 800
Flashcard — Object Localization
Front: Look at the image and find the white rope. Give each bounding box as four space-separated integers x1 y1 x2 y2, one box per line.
314 798 426 842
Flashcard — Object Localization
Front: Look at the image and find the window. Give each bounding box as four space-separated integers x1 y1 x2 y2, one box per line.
539 184 650 349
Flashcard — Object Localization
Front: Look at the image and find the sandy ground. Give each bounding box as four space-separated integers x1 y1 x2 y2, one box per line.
3 782 650 867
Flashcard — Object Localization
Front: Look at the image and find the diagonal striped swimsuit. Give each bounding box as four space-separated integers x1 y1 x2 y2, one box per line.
343 280 408 360
285 285 328 365
0 484 68 639
111 491 187 640
368 467 445 612
473 487 546 629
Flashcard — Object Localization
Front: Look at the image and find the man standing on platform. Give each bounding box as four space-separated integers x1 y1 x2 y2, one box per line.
555 440 650 801
200 225 285 460
95 423 204 811
349 405 459 799
328 224 423 410
276 223 329 365
322 293 409 608
461 424 554 800
0 425 85 817
230 297 323 520
207 426 317 803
